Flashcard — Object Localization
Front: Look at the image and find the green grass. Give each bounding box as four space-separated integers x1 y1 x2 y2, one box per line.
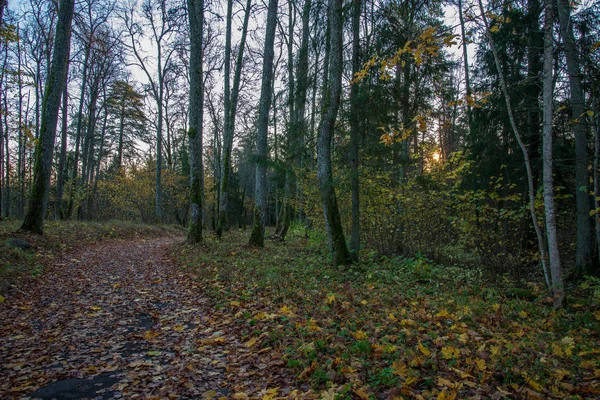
172 226 600 399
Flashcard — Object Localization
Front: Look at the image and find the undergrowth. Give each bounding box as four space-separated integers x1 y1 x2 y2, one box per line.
173 226 600 399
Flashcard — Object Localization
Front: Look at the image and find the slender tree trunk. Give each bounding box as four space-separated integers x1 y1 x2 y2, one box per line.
217 0 252 238
0 44 6 219
477 0 551 288
317 0 351 266
67 45 91 219
117 95 125 170
457 0 472 135
17 28 24 217
187 0 204 243
56 85 68 219
249 0 278 247
348 0 361 261
89 103 108 219
295 0 311 223
21 0 75 234
277 0 297 239
3 88 9 218
542 0 563 308
557 0 593 275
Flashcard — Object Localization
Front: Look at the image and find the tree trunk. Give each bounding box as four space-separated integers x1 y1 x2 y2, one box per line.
277 0 297 239
348 0 361 261
218 0 252 238
56 85 68 219
317 0 350 266
557 0 593 275
249 0 278 247
21 0 75 234
457 0 472 136
187 0 204 243
3 86 9 218
66 44 91 219
542 0 563 308
477 0 551 287
294 0 311 224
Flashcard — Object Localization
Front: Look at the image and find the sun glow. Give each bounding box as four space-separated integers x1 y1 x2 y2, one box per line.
432 151 441 162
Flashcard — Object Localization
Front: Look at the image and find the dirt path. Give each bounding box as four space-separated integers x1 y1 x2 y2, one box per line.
0 237 292 399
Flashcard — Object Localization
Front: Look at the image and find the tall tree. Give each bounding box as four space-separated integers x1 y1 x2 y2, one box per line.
249 0 278 247
21 0 75 234
557 0 593 275
542 0 563 307
477 0 551 290
187 0 204 243
317 0 350 266
217 0 252 238
348 0 361 261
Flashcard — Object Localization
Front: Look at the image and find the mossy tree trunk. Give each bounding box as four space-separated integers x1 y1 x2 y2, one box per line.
317 0 351 266
187 0 204 243
21 0 75 234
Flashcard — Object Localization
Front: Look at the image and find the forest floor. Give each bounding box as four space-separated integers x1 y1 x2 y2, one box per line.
0 231 300 400
0 222 599 399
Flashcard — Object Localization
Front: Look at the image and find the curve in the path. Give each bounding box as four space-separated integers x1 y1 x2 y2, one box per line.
0 237 272 399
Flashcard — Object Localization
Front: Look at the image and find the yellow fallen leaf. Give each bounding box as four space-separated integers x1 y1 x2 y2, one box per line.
232 393 248 400
353 330 368 340
475 358 486 371
90 306 102 311
353 387 370 400
441 346 459 359
0 295 5 303
418 341 431 357
245 337 259 347
262 387 278 400
230 301 241 307
202 390 218 399
174 325 184 332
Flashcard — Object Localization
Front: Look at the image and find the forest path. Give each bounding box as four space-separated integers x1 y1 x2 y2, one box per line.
0 236 285 399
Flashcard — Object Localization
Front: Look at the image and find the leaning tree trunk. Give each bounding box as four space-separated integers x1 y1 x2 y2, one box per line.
542 0 563 308
21 0 75 234
187 0 204 243
477 0 551 289
317 0 351 266
557 0 593 275
249 0 278 247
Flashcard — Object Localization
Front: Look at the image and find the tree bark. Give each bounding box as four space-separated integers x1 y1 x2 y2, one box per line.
249 0 278 247
56 85 68 219
557 0 593 275
349 0 361 261
217 0 252 238
457 0 472 136
317 0 350 266
21 0 75 234
277 0 297 239
187 0 204 243
542 0 563 308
